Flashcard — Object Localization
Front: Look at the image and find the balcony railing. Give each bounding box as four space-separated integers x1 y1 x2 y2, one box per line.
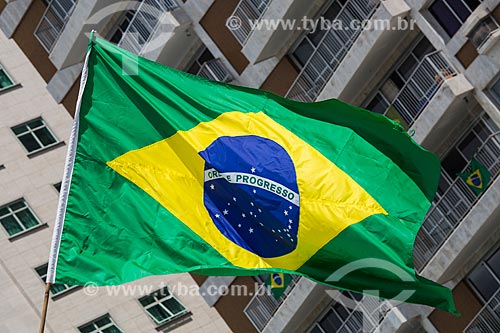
334 295 392 332
230 0 271 45
390 51 457 127
414 132 500 271
197 59 233 83
244 276 300 332
34 0 78 53
465 289 500 333
285 0 380 102
118 0 179 55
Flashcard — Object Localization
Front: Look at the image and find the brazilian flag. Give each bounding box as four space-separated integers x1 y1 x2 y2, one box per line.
47 36 457 314
265 273 292 300
458 158 491 195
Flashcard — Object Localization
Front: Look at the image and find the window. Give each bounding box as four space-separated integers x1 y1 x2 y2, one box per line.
186 47 216 76
438 115 499 195
35 263 76 296
12 118 58 154
468 15 500 49
78 315 123 333
0 65 14 91
489 76 500 107
468 245 500 302
429 0 481 37
109 11 135 44
308 292 364 333
139 287 188 325
0 200 40 237
364 36 438 127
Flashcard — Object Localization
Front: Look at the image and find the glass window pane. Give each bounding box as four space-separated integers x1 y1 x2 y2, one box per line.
198 49 215 65
36 265 48 277
0 69 13 89
102 326 121 333
140 295 156 307
0 208 9 217
398 56 419 80
10 201 25 211
458 132 482 159
413 38 435 59
487 249 500 278
293 40 314 67
442 148 467 177
18 134 41 152
79 324 96 333
34 127 56 146
50 283 68 294
465 0 480 10
366 94 389 114
27 119 43 129
319 309 342 331
12 125 28 135
490 78 500 105
163 298 185 315
95 317 111 327
469 264 500 300
429 0 462 37
1 215 23 235
16 209 39 229
187 62 200 75
310 326 322 333
324 2 342 20
147 305 169 323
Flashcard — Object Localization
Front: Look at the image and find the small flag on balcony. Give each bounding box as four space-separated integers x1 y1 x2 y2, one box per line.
458 158 491 195
266 273 292 300
47 36 457 315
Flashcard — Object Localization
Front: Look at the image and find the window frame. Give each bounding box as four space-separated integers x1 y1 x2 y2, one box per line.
185 46 216 76
11 117 60 156
488 75 500 108
77 314 124 333
467 242 500 305
0 199 41 238
427 0 481 37
139 287 188 326
34 263 78 298
0 63 16 92
307 292 364 333
467 15 500 49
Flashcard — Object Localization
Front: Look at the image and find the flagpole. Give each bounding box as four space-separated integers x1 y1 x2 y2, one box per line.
39 30 95 333
39 283 51 333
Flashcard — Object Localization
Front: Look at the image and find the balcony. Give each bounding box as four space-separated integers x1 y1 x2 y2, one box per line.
118 0 179 55
390 51 457 127
244 276 300 331
414 132 500 271
465 289 500 333
230 0 271 45
285 0 380 102
196 59 233 83
34 0 77 53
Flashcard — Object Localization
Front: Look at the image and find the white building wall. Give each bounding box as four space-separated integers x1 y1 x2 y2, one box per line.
0 30 231 333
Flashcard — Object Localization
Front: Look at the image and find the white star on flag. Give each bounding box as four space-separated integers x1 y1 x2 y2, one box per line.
251 167 256 173
284 210 288 216
210 184 215 190
249 228 254 233
223 209 229 215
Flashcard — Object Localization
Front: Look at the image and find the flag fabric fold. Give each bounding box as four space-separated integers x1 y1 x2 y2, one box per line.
47 36 457 314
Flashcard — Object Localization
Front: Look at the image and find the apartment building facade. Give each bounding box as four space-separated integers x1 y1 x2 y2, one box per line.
1 0 500 332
